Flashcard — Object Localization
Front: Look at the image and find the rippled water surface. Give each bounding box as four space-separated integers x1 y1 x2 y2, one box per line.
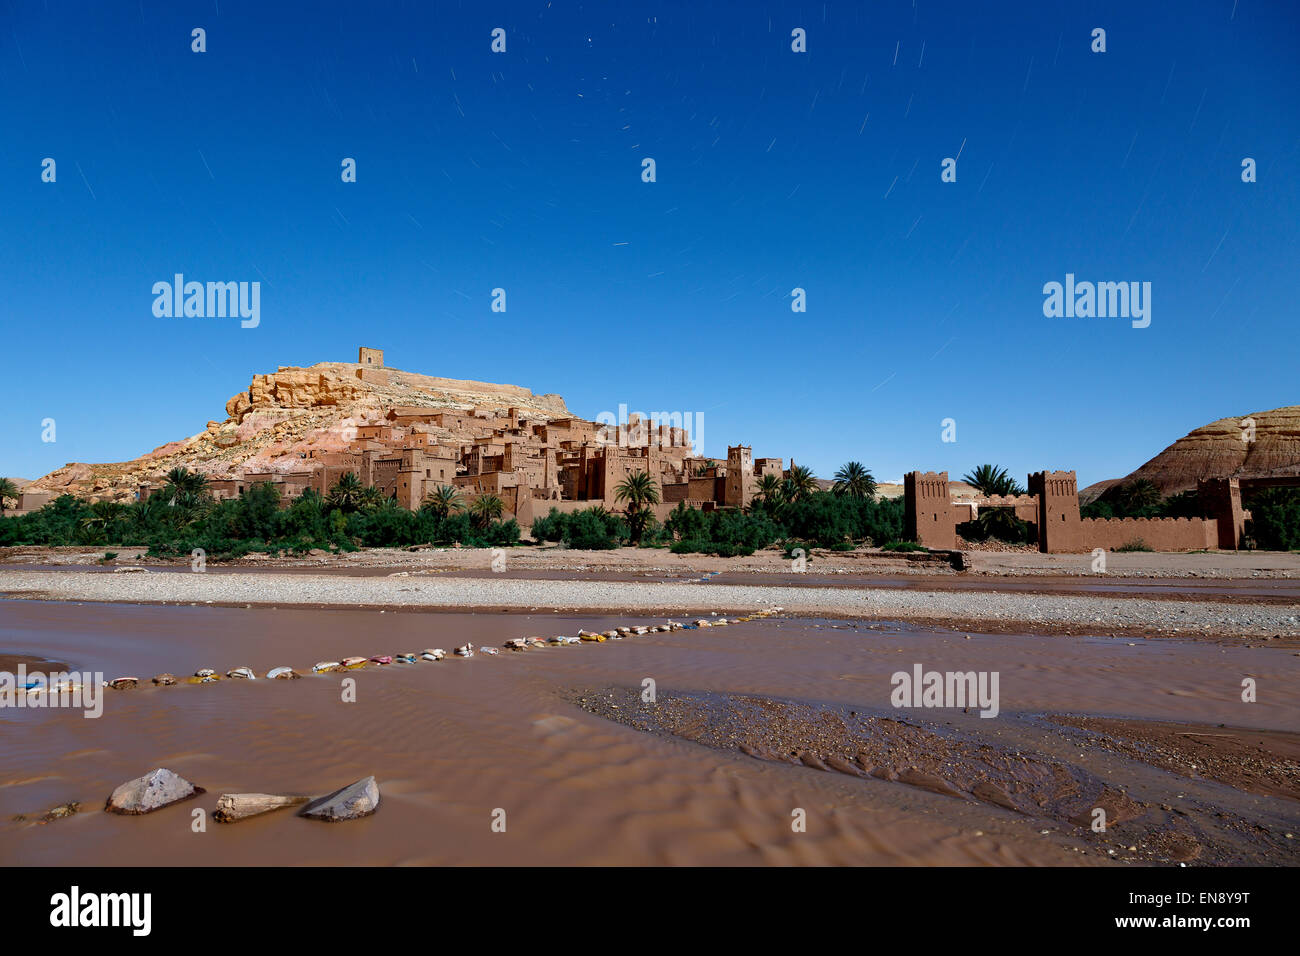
2 600 1296 865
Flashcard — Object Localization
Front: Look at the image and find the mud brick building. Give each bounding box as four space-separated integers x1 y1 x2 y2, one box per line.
905 469 1252 553
143 348 785 528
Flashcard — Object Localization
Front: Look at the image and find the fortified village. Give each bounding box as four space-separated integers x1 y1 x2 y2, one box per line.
13 348 1283 553
19 348 784 528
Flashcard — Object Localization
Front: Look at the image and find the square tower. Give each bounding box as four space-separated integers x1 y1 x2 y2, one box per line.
1197 477 1244 550
1028 470 1083 552
903 471 956 549
358 347 384 368
724 445 754 508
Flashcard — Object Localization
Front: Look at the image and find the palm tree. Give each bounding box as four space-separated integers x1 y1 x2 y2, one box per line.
79 500 128 539
0 478 19 515
614 471 660 544
1117 479 1161 514
614 471 660 510
422 484 464 520
358 485 388 511
326 472 365 513
832 462 877 499
469 494 505 529
785 464 818 502
133 494 168 530
975 507 1026 543
961 464 1024 497
163 467 209 497
694 462 713 477
753 473 785 507
295 487 324 510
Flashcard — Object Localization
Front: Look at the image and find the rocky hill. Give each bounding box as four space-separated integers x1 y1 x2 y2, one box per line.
28 356 570 502
1080 405 1300 503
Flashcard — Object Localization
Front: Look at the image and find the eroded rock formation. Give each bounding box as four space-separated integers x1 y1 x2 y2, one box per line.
27 357 571 503
1081 406 1300 502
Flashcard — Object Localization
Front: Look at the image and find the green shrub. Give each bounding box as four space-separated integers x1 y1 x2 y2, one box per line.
1114 539 1152 552
880 541 926 552
1245 489 1300 551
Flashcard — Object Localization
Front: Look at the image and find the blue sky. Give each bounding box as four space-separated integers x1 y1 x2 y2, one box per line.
2 0 1296 489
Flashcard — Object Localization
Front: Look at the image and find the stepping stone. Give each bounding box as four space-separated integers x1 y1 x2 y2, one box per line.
105 768 204 815
267 667 301 680
299 776 379 822
227 667 256 680
107 677 139 690
152 674 177 686
214 792 308 823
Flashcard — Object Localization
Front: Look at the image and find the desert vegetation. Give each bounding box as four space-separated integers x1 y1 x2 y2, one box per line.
0 470 520 559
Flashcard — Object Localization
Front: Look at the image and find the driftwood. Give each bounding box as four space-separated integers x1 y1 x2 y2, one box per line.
213 792 309 823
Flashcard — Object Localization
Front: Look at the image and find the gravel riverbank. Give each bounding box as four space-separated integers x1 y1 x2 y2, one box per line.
1 568 1296 641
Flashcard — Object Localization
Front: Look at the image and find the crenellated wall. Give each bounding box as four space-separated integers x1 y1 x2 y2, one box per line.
904 466 1243 553
1078 516 1219 552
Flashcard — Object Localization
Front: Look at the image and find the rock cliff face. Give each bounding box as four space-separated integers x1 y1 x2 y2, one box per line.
28 359 571 502
1080 406 1300 503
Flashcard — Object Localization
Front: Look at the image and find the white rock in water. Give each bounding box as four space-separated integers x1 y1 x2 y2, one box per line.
214 792 308 823
299 776 380 822
105 768 205 815
480 646 499 656
454 643 474 657
195 668 216 678
267 667 300 680
313 661 342 673
227 667 256 680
